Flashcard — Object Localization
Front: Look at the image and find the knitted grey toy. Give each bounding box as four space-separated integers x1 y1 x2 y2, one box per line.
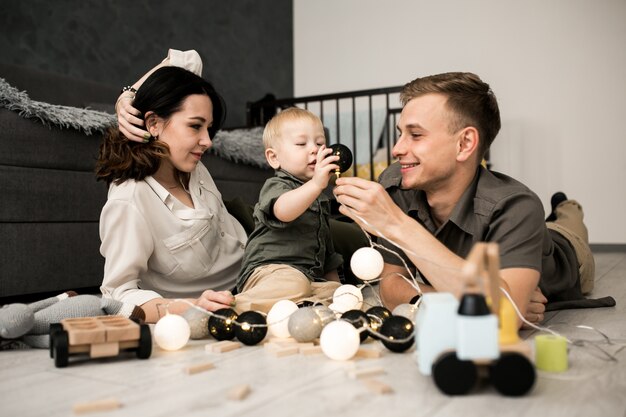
0 292 145 349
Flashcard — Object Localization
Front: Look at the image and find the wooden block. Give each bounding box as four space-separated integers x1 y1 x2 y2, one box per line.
73 398 121 414
184 361 215 375
63 316 139 345
210 341 242 353
89 342 119 358
361 378 394 394
64 318 106 345
217 341 242 353
355 348 382 359
273 346 299 357
348 366 386 379
268 337 298 345
263 342 281 351
100 316 140 342
299 345 322 355
227 384 251 401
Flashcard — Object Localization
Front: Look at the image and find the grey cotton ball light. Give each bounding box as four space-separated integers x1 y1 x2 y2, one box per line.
288 307 323 342
183 307 210 339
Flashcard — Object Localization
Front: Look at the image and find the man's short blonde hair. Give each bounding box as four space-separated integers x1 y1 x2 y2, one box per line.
262 107 325 149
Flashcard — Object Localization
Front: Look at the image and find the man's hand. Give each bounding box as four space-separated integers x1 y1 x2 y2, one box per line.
522 287 547 328
333 176 406 238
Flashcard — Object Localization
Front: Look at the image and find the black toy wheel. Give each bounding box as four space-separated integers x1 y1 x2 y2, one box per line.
49 323 63 358
53 330 69 368
136 324 152 359
432 351 478 395
490 352 536 396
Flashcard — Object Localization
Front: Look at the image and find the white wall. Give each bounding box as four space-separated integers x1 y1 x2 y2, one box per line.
294 0 626 244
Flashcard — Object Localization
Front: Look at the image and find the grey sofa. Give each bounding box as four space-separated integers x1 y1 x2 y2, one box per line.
0 63 272 301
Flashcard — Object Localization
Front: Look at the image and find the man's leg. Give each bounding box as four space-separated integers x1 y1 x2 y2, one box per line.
547 199 595 294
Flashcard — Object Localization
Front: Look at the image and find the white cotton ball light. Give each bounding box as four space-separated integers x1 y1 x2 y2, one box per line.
392 303 419 322
320 320 361 361
331 284 363 313
350 247 384 281
267 299 299 338
154 313 191 351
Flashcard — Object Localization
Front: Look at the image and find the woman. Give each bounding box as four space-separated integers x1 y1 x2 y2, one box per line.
97 65 245 323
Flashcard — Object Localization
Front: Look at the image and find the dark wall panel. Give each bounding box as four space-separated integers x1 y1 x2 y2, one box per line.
0 0 293 128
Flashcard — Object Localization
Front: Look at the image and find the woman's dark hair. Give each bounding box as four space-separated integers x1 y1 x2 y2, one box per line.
96 66 226 185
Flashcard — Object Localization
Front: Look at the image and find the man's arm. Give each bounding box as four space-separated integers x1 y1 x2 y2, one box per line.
335 177 537 326
501 269 544 327
379 263 430 310
335 177 469 293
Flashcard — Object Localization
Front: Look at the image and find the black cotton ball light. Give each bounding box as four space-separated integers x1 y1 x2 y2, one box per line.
366 306 392 340
379 315 415 353
329 144 353 174
341 309 369 343
234 311 267 346
208 308 238 341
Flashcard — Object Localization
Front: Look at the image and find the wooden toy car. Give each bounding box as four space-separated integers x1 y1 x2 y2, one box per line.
49 316 152 368
416 243 536 396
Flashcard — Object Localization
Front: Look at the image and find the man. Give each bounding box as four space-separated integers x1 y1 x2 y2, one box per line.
333 72 595 327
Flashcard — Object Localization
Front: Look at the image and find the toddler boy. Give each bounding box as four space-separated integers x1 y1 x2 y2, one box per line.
235 108 343 312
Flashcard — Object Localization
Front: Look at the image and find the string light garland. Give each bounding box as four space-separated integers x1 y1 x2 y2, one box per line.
150 209 623 365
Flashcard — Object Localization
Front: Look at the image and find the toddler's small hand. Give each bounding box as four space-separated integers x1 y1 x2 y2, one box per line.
312 146 339 190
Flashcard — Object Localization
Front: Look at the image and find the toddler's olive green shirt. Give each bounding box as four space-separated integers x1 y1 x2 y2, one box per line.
236 170 343 292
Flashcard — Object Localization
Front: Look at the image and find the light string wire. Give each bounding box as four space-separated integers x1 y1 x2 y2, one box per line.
158 205 622 358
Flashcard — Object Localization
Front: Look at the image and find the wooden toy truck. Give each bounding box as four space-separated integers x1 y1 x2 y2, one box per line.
416 243 536 396
49 316 152 368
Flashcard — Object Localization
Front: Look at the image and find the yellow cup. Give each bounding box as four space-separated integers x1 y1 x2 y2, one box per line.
535 334 568 372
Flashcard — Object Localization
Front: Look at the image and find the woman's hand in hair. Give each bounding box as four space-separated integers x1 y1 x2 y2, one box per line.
116 92 151 143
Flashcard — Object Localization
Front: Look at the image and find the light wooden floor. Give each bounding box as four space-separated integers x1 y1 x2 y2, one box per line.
1 252 625 417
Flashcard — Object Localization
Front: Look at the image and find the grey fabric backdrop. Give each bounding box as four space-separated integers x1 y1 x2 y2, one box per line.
0 0 293 128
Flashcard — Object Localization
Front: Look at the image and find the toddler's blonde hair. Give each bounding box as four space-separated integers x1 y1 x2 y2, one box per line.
262 107 324 149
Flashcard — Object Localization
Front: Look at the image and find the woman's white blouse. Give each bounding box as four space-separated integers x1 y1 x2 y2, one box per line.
99 163 247 306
